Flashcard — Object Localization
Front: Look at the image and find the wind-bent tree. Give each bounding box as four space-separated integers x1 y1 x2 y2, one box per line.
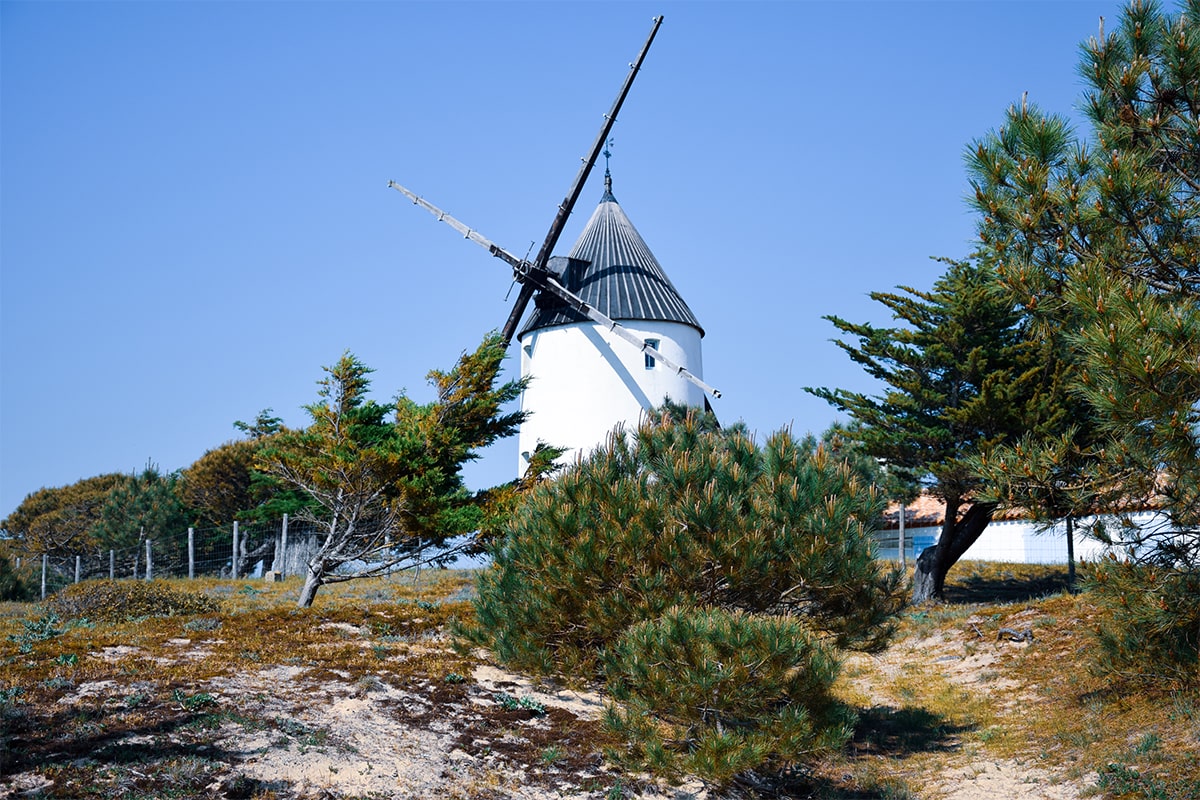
808 258 1074 602
261 334 525 607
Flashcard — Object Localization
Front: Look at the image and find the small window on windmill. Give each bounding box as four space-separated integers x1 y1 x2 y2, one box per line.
644 339 660 369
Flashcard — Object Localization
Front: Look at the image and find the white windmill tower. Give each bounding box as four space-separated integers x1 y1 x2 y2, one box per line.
389 16 719 474
512 148 709 471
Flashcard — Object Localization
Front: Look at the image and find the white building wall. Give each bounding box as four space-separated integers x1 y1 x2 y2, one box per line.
517 319 704 474
876 511 1170 564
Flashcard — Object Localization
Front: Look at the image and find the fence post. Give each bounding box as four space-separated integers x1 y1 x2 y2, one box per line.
109 550 115 580
1066 516 1076 592
899 506 907 570
41 554 48 600
75 555 81 584
279 514 289 578
188 527 195 580
232 521 239 579
146 540 153 580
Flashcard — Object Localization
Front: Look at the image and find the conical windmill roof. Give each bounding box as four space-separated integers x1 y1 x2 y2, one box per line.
518 185 704 338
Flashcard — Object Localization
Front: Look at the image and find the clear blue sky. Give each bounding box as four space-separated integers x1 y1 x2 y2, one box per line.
1 0 1128 519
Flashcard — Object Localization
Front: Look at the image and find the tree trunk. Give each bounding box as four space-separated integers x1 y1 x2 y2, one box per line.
297 518 339 607
911 546 947 604
911 500 997 604
297 560 324 608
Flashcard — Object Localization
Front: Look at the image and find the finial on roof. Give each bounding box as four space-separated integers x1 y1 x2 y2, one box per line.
602 138 615 199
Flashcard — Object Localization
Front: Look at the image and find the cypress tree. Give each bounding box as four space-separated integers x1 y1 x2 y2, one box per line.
808 258 1074 602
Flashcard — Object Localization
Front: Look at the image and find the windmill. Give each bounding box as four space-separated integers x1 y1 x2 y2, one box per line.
389 16 719 473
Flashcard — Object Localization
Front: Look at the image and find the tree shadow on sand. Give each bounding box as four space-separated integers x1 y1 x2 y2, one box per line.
943 566 1080 605
849 704 972 758
733 705 972 799
0 698 297 798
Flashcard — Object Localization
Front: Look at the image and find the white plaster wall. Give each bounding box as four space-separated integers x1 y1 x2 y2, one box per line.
877 511 1169 564
516 320 704 475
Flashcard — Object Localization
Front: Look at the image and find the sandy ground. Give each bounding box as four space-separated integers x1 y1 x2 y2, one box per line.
3 616 1090 799
841 611 1088 800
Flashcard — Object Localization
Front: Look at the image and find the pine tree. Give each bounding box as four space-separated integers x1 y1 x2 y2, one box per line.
92 463 191 576
603 607 855 784
0 552 33 602
808 259 1075 602
967 0 1198 683
967 0 1199 562
465 406 905 784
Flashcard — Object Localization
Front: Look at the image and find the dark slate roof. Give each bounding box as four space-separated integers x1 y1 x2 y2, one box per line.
518 185 704 338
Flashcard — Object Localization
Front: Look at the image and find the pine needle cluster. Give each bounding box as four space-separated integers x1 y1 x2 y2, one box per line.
1088 556 1200 687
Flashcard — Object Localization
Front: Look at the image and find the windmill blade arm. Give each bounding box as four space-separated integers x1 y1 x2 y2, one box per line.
530 15 664 270
537 275 721 400
500 283 537 344
388 181 526 272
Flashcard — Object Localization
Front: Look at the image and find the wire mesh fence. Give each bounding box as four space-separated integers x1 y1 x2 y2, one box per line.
15 516 333 599
15 510 1161 600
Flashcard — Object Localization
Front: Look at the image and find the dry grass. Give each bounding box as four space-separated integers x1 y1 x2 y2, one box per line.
1 564 1197 799
823 562 1199 800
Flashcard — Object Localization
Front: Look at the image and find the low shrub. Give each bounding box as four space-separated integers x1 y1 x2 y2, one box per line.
49 579 220 623
467 408 904 677
603 606 855 784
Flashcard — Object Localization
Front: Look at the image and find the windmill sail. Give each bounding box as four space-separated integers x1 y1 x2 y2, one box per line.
386 181 720 399
501 15 663 343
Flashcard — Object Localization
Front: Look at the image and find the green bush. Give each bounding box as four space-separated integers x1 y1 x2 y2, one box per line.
465 406 905 783
49 579 220 623
469 408 904 674
1088 557 1199 688
603 606 855 784
0 553 34 602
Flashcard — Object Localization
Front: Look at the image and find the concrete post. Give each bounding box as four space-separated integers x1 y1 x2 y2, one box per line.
279 514 289 578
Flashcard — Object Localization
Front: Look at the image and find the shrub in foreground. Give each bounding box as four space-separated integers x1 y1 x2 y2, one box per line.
50 579 220 623
604 606 855 783
465 406 905 784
